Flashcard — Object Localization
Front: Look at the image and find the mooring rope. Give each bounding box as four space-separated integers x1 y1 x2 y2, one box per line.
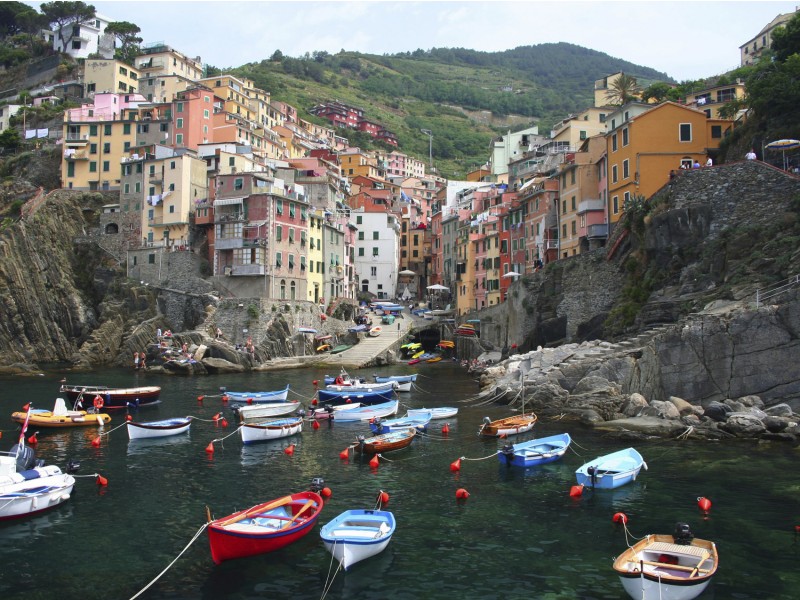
96 422 127 437
319 542 344 600
459 451 499 462
208 426 243 448
129 522 209 600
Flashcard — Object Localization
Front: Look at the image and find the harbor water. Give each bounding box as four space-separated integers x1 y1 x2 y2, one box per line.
0 363 797 599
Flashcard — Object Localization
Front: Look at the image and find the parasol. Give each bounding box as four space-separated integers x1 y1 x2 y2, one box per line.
765 139 800 170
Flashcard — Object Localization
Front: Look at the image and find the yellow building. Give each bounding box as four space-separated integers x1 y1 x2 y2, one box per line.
684 81 747 120
606 101 732 225
83 59 140 96
339 148 383 179
197 75 255 122
135 44 204 81
306 210 326 303
550 106 609 147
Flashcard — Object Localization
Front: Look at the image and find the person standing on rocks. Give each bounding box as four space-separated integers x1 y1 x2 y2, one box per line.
133 351 140 370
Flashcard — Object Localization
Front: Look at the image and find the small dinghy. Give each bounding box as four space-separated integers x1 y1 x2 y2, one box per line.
407 407 458 420
575 447 646 490
0 443 75 520
127 417 192 440
240 416 304 445
497 433 571 467
320 509 396 570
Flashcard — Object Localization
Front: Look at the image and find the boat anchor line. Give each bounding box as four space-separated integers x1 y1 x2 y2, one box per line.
129 522 210 600
459 452 501 462
208 425 244 448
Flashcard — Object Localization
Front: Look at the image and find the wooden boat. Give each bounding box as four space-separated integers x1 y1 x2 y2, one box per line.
59 384 161 410
373 374 418 384
207 491 324 564
234 400 301 423
575 447 646 490
127 417 192 440
370 411 432 434
327 400 399 423
478 413 537 438
307 403 362 420
407 407 458 420
319 509 396 570
223 385 290 403
0 445 75 521
368 326 382 337
240 416 304 445
354 428 416 454
317 388 395 406
11 398 111 428
330 344 353 354
390 381 412 392
613 525 718 600
426 355 442 363
498 433 571 467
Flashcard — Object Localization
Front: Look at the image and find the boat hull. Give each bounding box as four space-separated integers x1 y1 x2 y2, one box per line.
308 403 362 420
355 428 416 454
224 386 290 403
0 462 75 521
320 509 396 570
325 381 395 393
11 410 111 428
478 414 537 437
235 401 301 423
407 407 458 420
370 413 431 434
575 447 646 490
208 491 323 564
498 433 571 467
614 534 717 600
327 401 399 423
127 418 192 440
60 385 161 410
317 388 395 405
240 417 303 445
374 374 418 384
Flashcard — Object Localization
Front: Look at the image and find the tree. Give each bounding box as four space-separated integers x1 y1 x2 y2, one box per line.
270 49 283 62
771 12 800 63
40 1 96 53
105 21 142 65
0 1 40 39
0 128 21 151
606 73 641 105
640 82 672 104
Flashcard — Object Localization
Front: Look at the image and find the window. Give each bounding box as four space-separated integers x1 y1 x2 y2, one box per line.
356 215 362 224
124 183 129 194
123 123 131 135
90 143 97 154
579 130 587 140
571 221 577 235
562 199 567 214
176 118 183 128
372 247 379 256
275 252 282 268
204 109 210 119
679 123 692 142
622 128 629 146
276 226 282 242
300 256 306 270
234 178 243 190
289 203 295 219
571 196 576 210
570 170 576 185
288 254 295 270
358 248 365 256
67 162 75 177
103 142 110 153
373 231 379 240
562 224 567 238
612 196 619 214
276 199 283 215
612 134 618 152
90 124 97 136
612 165 618 183
176 134 183 145
623 159 629 179
101 160 109 172
711 125 722 139
289 228 294 244
170 161 176 170
370 266 377 276
358 232 364 240
104 124 111 135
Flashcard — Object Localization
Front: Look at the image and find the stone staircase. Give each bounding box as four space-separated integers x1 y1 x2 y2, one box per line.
319 313 412 368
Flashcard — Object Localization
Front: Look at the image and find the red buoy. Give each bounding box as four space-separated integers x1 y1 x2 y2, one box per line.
91 436 101 447
284 444 295 456
697 497 712 512
22 403 30 411
456 488 470 499
569 484 584 498
369 455 380 468
377 490 390 505
339 448 350 460
312 398 318 406
312 380 319 387
205 442 215 454
441 423 450 435
221 395 228 403
247 398 254 405
613 512 628 524
27 433 38 446
450 458 462 472
312 420 320 430
220 418 228 428
197 395 204 403
126 415 133 422
320 486 332 498
96 474 108 486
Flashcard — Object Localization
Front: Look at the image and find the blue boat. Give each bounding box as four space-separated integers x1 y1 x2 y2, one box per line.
575 447 646 490
373 374 418 384
497 433 572 468
320 509 396 570
370 411 432 434
223 385 290 403
328 401 399 423
317 387 395 406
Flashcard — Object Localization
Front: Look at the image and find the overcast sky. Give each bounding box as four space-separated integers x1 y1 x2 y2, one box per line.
33 1 799 81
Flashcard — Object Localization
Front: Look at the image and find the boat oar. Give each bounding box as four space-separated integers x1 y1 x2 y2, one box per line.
278 499 316 530
217 495 294 526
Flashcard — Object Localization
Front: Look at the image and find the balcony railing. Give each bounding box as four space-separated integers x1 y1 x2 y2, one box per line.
586 223 609 239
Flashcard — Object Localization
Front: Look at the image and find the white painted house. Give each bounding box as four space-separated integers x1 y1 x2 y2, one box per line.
352 209 401 300
47 13 115 60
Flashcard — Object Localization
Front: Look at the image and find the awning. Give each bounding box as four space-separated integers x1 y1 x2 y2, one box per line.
214 197 244 206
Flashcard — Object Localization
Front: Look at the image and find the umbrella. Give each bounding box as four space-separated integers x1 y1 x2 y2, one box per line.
765 139 800 170
502 271 521 278
426 284 449 291
398 269 415 276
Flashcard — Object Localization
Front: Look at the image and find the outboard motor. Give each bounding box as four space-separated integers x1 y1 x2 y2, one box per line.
357 435 366 450
673 522 694 545
10 444 36 471
587 466 598 487
309 477 325 493
66 459 81 474
501 444 514 466
219 386 227 394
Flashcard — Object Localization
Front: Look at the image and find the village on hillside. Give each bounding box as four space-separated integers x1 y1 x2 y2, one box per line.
1 5 797 319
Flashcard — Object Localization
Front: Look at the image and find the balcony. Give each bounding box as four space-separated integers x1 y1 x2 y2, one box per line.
232 263 265 276
63 149 89 160
577 199 605 214
587 223 609 239
215 212 245 223
215 237 244 250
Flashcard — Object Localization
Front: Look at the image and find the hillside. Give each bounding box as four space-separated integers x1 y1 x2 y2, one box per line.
230 43 671 177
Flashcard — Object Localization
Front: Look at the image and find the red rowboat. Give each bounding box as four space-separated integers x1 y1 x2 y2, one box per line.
207 491 324 564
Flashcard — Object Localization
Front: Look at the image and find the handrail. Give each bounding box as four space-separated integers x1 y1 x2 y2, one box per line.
755 274 800 308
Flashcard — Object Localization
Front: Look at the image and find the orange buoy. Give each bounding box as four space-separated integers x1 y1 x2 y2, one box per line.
312 380 319 387
197 395 204 402
450 458 461 472
27 433 38 446
312 420 320 430
220 418 228 428
212 412 221 421
96 474 108 486
456 488 470 499
697 496 712 512
221 395 228 403
377 490 390 505
22 403 30 411
613 512 628 524
339 448 350 460
91 436 101 447
369 455 380 468
321 487 332 498
126 415 133 422
441 423 450 435
312 398 318 406
569 484 584 498
284 444 295 456
205 442 215 454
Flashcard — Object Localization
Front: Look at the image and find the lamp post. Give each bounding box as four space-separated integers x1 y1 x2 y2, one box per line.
421 129 433 168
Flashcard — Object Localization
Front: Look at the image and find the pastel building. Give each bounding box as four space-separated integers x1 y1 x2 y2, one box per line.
83 59 140 96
